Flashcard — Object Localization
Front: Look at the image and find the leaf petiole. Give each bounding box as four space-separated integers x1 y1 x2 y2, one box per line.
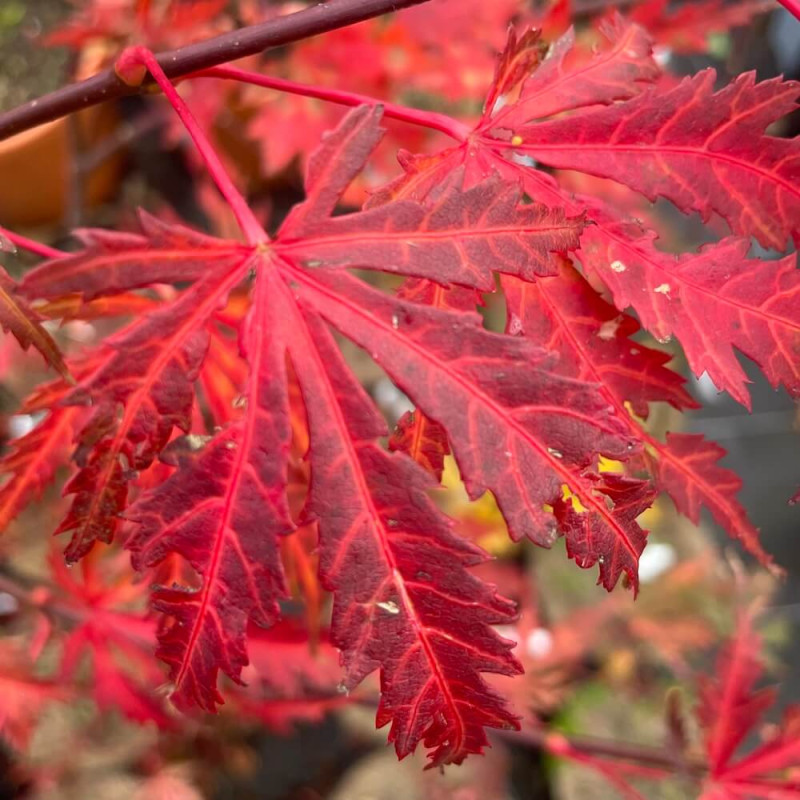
0 226 66 260
116 46 269 246
192 65 471 142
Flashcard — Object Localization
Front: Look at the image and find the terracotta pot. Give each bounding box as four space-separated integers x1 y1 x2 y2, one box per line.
0 104 120 227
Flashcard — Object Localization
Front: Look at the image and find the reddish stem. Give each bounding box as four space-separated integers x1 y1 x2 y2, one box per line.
516 726 708 780
0 226 65 260
195 65 470 142
117 47 268 245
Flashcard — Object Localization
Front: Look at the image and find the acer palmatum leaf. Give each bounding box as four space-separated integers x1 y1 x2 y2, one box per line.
283 302 522 765
283 173 584 288
50 550 173 727
292 269 648 591
0 267 69 379
127 270 293 711
387 280 479 481
61 622 173 728
512 70 800 250
0 406 80 533
489 16 659 128
697 613 800 798
116 103 654 763
20 211 248 302
502 261 774 569
59 265 251 562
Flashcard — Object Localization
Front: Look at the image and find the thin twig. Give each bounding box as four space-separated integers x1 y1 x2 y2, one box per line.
0 0 430 142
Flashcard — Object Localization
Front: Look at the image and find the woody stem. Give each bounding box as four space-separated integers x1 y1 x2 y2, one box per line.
0 0 431 142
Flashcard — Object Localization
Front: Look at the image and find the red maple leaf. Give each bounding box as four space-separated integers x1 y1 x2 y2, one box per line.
355 15 798 553
625 0 774 54
697 612 800 799
0 640 67 751
10 100 642 764
11 6 800 768
49 551 173 728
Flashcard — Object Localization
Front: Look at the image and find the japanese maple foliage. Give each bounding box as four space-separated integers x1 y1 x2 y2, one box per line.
0 0 798 779
698 612 800 799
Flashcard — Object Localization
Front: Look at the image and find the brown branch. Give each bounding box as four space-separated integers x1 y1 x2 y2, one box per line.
0 0 430 142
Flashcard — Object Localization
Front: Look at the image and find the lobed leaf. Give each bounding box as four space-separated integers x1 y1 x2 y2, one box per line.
512 71 800 250
20 211 247 301
59 265 250 562
697 613 800 798
488 16 659 129
127 269 293 710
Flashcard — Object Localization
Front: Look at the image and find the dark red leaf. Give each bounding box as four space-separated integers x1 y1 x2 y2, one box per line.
127 270 293 711
60 266 249 562
20 211 247 301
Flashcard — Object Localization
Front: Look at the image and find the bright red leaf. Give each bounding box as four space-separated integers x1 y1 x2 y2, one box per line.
511 70 800 251
697 613 800 799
